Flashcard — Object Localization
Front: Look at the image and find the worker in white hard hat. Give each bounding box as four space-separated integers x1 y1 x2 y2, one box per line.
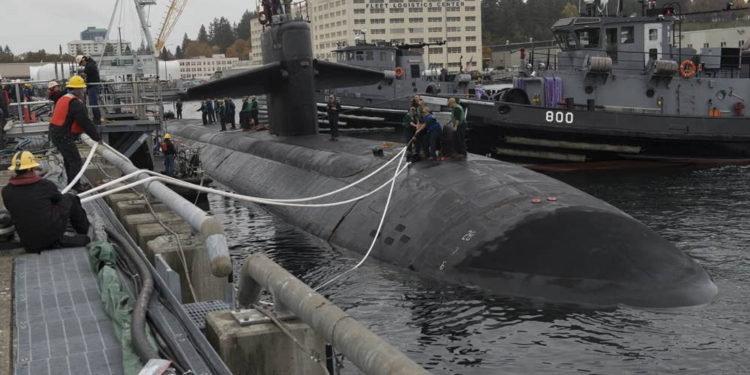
49 75 102 190
75 55 102 124
47 80 64 104
1 151 91 252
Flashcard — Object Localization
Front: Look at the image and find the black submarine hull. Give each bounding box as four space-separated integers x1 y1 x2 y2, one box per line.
170 123 717 308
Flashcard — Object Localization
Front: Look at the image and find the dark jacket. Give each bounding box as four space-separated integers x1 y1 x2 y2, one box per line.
2 173 65 252
56 97 102 141
162 139 177 156
83 58 100 83
48 89 65 104
327 100 341 118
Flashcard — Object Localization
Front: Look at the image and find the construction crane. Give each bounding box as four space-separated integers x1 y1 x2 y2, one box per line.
155 0 189 53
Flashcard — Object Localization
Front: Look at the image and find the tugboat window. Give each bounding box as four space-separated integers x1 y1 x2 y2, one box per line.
366 51 374 61
576 29 600 48
649 29 659 41
606 28 618 62
356 51 364 61
621 26 634 44
410 64 420 78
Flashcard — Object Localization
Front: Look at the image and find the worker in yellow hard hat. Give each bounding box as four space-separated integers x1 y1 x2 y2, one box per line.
160 133 177 176
1 151 90 252
48 75 102 190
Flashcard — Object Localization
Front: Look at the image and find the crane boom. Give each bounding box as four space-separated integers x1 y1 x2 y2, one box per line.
156 0 189 52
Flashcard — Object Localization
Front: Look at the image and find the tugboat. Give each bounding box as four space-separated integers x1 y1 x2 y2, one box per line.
316 40 474 128
447 0 750 163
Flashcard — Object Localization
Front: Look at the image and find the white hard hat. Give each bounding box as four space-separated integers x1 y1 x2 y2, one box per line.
75 55 85 65
47 81 59 89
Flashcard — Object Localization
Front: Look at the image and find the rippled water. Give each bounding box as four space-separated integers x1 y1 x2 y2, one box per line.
198 131 750 373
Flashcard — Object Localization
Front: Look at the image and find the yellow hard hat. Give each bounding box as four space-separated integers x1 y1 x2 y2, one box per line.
67 75 86 89
163 133 172 139
8 151 40 171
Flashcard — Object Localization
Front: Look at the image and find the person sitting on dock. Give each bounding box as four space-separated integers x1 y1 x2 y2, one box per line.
161 133 178 176
447 98 467 158
2 151 90 253
48 75 102 190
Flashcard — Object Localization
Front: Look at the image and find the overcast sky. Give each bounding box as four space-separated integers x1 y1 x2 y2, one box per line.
2 0 258 54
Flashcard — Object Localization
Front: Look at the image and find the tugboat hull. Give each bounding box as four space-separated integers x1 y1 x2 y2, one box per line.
466 101 750 163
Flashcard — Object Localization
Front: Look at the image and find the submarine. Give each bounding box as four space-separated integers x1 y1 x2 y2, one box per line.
172 13 717 308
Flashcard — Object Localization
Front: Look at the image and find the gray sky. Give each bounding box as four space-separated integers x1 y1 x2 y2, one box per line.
3 0 257 55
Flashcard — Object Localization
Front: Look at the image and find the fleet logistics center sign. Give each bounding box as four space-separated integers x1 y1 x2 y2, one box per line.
365 1 465 8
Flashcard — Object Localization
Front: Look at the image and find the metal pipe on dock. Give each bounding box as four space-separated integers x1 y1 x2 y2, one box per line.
237 253 430 375
81 134 232 278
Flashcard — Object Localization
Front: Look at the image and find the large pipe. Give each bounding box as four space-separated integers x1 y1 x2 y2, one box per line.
81 135 232 277
237 253 430 375
105 226 160 362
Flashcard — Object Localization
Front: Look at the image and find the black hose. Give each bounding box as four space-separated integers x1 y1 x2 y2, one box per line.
104 226 161 362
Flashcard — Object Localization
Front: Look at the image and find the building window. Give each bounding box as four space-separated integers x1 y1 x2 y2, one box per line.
466 36 476 41
391 28 405 33
447 17 460 22
409 27 424 33
428 37 442 43
428 47 443 54
392 39 405 44
389 8 404 13
465 16 476 21
721 41 727 47
371 29 386 34
465 6 476 11
409 17 423 22
428 17 442 22
465 26 475 31
445 6 460 11
354 19 366 24
409 38 424 43
370 8 385 13
428 7 441 12
408 7 423 12
447 27 461 32
354 8 365 14
466 46 477 52
447 47 461 53
390 18 404 23
448 62 461 67
428 27 442 33
447 36 461 42
371 18 385 24
353 0 364 3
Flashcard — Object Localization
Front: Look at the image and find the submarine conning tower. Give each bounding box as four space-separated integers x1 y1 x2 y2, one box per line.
186 18 383 137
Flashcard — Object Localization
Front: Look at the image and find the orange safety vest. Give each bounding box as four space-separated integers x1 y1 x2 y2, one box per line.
50 94 84 134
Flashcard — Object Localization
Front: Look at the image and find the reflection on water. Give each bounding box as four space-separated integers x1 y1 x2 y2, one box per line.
202 148 750 374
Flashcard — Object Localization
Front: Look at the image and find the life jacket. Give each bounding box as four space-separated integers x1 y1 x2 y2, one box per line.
160 141 168 152
50 94 84 134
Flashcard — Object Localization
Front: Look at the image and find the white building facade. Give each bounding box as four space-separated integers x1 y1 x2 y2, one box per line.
681 26 750 50
249 0 482 71
68 39 132 56
177 54 241 79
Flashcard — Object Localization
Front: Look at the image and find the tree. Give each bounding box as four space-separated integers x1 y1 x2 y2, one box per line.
184 41 213 58
197 25 209 43
225 39 250 60
159 47 174 60
181 33 190 51
175 45 183 59
208 17 235 52
561 3 578 18
235 11 253 40
3 46 11 55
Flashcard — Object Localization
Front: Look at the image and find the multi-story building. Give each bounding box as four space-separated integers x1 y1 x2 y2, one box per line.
249 0 482 71
80 26 108 41
67 40 132 56
681 26 750 50
177 54 241 79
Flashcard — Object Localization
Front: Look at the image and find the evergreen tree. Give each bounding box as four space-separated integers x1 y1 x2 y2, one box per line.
3 46 11 55
197 25 209 43
175 45 183 59
181 33 190 51
236 11 253 40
